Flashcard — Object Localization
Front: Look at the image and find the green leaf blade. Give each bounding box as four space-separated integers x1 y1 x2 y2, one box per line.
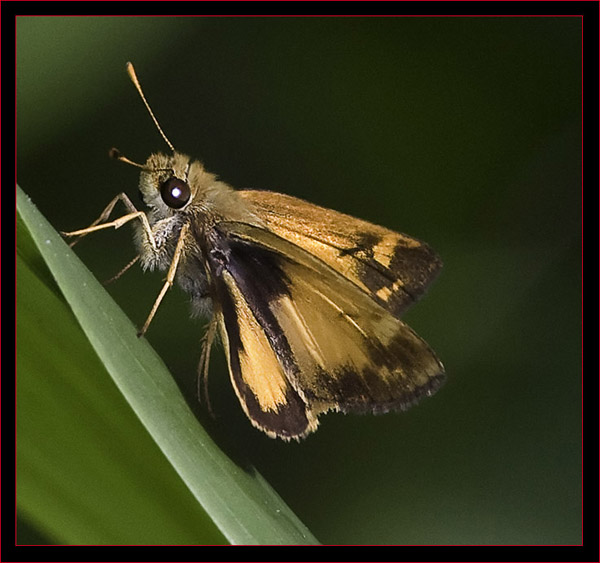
17 185 319 545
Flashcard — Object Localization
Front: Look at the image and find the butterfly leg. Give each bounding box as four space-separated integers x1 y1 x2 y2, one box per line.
103 254 140 285
137 222 190 337
62 193 153 248
198 315 218 415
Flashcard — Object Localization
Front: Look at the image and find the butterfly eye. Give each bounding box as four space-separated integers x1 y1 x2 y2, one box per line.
160 177 191 209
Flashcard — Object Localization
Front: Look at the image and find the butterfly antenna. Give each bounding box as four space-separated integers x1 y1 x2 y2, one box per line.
126 61 176 153
108 147 147 168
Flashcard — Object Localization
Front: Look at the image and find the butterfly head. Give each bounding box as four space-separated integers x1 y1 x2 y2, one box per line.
137 151 194 216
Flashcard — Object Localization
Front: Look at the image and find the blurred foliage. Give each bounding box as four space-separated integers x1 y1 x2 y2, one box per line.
17 17 580 544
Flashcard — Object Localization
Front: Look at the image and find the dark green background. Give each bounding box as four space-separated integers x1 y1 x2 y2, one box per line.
17 17 581 544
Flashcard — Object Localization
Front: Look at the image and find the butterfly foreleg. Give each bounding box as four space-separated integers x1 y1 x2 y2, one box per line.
62 192 157 252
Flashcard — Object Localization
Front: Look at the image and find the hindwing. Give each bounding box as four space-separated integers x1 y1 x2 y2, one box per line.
205 221 444 440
